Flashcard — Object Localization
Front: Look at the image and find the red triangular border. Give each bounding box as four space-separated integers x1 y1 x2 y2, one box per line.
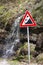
20 10 37 27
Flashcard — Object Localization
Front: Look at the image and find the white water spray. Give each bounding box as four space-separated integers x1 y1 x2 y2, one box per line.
0 59 10 65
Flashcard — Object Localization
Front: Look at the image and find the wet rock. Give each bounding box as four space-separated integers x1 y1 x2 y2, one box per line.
13 42 21 51
0 29 8 44
0 49 3 57
0 44 4 57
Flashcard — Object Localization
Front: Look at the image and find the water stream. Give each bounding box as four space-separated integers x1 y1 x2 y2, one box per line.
0 17 21 65
3 17 20 58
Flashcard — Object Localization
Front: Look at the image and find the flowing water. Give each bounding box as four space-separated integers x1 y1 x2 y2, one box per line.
0 17 21 65
3 17 20 58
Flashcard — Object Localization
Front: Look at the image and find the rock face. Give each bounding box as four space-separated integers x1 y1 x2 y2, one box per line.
35 33 43 53
36 53 43 64
0 29 8 57
0 0 43 64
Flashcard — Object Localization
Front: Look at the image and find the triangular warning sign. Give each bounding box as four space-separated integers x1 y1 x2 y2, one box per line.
20 10 37 27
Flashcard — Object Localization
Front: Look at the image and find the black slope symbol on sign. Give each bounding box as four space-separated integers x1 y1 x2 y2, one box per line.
23 15 32 25
25 19 32 24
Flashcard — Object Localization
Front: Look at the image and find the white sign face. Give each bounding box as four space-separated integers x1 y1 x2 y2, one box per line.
22 14 30 25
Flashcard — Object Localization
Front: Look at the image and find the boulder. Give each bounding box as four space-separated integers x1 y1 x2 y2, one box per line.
36 53 43 64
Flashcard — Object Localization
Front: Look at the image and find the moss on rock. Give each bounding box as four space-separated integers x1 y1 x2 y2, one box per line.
30 43 36 55
36 53 43 63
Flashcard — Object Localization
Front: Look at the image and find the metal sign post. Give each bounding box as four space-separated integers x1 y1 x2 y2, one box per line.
27 27 30 63
20 10 37 64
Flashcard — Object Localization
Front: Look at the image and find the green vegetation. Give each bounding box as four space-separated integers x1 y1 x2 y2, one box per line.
8 60 20 65
36 53 43 62
0 0 43 65
30 43 36 55
15 42 28 61
0 0 43 29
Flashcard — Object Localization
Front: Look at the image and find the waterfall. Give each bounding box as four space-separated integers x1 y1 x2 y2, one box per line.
3 16 22 58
